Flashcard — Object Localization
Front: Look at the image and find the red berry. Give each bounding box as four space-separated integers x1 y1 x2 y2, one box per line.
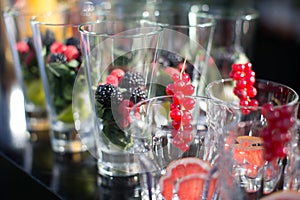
170 103 180 110
246 86 257 98
174 80 186 92
183 124 193 132
233 71 246 80
106 75 119 86
170 108 182 122
166 84 175 95
64 45 79 61
248 99 258 107
233 88 248 99
181 110 192 125
110 69 125 80
181 72 190 83
182 97 195 110
172 120 181 130
50 41 67 54
236 79 248 89
16 41 29 53
172 74 180 82
173 92 185 105
244 62 252 72
183 84 195 96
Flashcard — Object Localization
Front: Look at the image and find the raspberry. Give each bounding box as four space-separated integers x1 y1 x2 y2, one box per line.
50 41 67 54
110 69 125 81
119 71 145 89
16 41 29 53
64 45 79 61
106 75 119 86
65 37 80 51
48 53 67 64
95 84 120 108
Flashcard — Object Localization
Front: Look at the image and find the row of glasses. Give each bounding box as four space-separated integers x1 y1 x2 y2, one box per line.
4 1 300 199
71 3 300 200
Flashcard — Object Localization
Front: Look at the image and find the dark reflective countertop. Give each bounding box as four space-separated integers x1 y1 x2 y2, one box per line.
0 82 141 200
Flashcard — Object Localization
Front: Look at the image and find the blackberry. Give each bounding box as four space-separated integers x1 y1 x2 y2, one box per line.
95 84 122 108
160 50 182 67
111 87 123 105
129 87 147 104
65 37 80 51
25 37 34 50
42 29 55 52
119 71 145 89
48 53 67 64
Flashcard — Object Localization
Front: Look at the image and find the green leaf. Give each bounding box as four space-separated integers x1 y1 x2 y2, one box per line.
102 121 132 150
67 59 79 68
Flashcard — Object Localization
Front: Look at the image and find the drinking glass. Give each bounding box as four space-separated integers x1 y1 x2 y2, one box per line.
30 10 96 153
206 78 299 198
79 19 163 176
3 7 49 132
191 4 259 79
129 95 238 199
155 11 218 96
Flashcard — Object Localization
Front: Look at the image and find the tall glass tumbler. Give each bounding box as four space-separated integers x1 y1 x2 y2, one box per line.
129 95 238 200
79 19 163 176
3 7 49 132
30 10 96 153
192 4 259 79
206 78 299 198
156 12 218 96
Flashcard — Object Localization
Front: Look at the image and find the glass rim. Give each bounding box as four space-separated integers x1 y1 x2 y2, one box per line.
78 19 164 39
206 78 299 110
30 11 81 27
159 20 215 29
129 95 214 115
190 5 259 21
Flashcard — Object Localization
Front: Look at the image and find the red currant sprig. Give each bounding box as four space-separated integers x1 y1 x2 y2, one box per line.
165 59 196 151
230 62 258 114
261 103 296 161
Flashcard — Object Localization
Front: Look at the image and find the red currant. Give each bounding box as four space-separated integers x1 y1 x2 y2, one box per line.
170 108 182 122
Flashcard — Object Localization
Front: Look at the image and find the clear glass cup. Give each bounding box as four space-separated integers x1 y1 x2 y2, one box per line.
147 8 218 96
79 19 164 176
129 95 238 199
206 78 299 198
3 7 49 132
30 9 97 153
191 4 259 79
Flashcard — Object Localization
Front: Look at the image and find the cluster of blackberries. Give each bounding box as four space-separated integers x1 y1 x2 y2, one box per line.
95 70 147 109
95 70 148 129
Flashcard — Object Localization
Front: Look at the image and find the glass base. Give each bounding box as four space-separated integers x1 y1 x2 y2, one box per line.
26 109 49 131
50 125 89 153
97 150 141 177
